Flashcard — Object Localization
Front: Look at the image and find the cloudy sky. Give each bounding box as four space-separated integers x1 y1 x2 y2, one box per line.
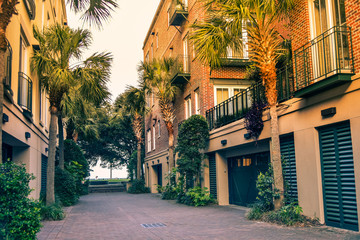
66 0 161 178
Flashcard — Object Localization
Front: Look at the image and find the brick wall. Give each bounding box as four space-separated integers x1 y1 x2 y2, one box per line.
345 0 360 74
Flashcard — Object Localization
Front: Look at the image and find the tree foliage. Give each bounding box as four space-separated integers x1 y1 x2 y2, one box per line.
0 162 41 240
176 115 209 189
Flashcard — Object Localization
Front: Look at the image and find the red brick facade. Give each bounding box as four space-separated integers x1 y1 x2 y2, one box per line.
143 0 249 161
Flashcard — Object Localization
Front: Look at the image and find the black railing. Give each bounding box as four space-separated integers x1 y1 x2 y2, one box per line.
169 0 188 26
206 83 266 130
24 0 36 20
294 25 354 91
3 39 12 89
18 72 33 112
206 64 295 130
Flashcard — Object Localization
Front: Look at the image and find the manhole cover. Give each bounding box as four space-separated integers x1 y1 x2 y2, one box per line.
141 223 166 228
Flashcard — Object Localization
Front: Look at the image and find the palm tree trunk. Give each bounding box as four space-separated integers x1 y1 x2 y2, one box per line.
137 142 141 179
168 127 175 170
269 104 284 210
46 106 58 205
58 114 64 169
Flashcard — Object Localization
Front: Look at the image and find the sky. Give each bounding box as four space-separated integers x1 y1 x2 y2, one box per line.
66 0 161 179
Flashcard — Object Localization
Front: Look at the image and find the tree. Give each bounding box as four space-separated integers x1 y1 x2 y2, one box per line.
176 115 209 189
140 58 179 170
31 24 112 205
0 0 117 164
190 0 294 209
122 85 146 179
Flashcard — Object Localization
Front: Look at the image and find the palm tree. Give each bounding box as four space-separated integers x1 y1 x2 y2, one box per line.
0 0 117 164
140 58 179 171
122 86 147 179
190 0 294 209
31 24 112 205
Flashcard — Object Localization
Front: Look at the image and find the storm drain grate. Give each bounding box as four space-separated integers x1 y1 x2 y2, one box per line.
141 223 166 228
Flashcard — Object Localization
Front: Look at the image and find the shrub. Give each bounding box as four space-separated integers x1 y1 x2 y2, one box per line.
0 162 42 240
176 115 209 189
244 101 266 140
256 166 279 211
264 203 305 226
247 202 266 220
55 167 78 206
127 179 150 194
40 203 65 221
178 187 214 207
161 168 183 200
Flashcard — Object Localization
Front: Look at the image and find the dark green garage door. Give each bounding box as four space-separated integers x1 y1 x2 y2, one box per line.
281 135 298 203
228 152 269 206
208 153 217 199
319 122 358 231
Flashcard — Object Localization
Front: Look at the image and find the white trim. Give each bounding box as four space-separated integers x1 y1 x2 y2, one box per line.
213 85 247 105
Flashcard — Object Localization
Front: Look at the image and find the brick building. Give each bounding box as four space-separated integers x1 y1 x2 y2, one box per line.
2 0 67 199
143 0 252 192
144 0 360 232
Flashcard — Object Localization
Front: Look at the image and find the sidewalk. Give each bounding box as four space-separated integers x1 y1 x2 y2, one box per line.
38 192 360 240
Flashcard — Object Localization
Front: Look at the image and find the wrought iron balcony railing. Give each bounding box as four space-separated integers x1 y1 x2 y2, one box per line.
294 26 354 96
206 64 295 130
18 72 33 113
171 55 191 85
169 0 188 26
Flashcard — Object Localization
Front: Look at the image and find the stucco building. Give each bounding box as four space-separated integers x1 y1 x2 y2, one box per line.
2 0 67 198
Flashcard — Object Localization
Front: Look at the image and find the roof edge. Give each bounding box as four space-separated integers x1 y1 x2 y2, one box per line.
143 0 166 50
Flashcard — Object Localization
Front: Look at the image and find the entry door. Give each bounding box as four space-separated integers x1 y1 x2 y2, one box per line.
228 153 269 206
155 164 162 187
319 122 358 231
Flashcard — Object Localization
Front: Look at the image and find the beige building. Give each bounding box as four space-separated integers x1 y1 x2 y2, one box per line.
3 0 67 198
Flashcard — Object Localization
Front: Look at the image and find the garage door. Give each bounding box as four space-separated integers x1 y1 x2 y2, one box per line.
319 122 358 231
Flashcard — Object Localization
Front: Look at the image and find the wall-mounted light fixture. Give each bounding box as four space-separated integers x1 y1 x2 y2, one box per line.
157 159 160 163
221 139 227 146
25 132 31 139
321 107 336 118
244 133 251 140
45 148 48 153
152 161 154 164
3 113 9 123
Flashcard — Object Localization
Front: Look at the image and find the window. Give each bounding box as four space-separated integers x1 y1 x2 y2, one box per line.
156 33 159 49
151 44 154 60
226 21 249 59
147 129 151 152
4 40 12 89
152 125 156 150
183 37 189 72
185 95 191 119
40 88 48 127
167 7 171 26
214 86 246 105
158 120 161 137
18 34 32 112
145 51 149 62
194 89 200 114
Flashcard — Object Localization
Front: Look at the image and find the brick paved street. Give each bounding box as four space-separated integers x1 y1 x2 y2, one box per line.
38 192 360 240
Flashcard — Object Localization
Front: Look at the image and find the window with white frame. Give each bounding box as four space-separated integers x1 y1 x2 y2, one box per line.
226 21 249 59
151 44 154 60
147 129 151 152
158 120 161 137
152 125 156 150
214 86 246 105
185 95 191 119
183 37 189 72
145 51 149 62
156 33 159 49
194 89 200 114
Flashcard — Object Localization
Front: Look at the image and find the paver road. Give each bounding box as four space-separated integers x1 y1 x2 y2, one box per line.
38 192 360 240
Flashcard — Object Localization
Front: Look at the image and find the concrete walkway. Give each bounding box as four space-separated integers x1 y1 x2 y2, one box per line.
38 192 360 240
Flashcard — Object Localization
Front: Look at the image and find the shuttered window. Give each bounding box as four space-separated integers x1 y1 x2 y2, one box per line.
319 122 358 231
280 135 298 203
208 153 217 199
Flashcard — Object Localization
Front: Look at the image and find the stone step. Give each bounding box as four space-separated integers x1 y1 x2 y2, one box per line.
89 184 126 193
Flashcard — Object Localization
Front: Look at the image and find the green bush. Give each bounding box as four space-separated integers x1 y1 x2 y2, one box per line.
256 166 279 211
161 168 183 200
265 203 304 226
127 179 150 194
247 202 265 220
0 162 42 240
178 187 214 207
40 203 65 221
55 167 78 206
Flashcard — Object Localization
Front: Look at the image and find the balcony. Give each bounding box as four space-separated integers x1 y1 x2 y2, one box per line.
294 26 354 97
220 56 251 67
206 65 294 130
169 0 188 26
18 72 33 120
24 0 36 20
171 55 191 86
3 40 13 101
